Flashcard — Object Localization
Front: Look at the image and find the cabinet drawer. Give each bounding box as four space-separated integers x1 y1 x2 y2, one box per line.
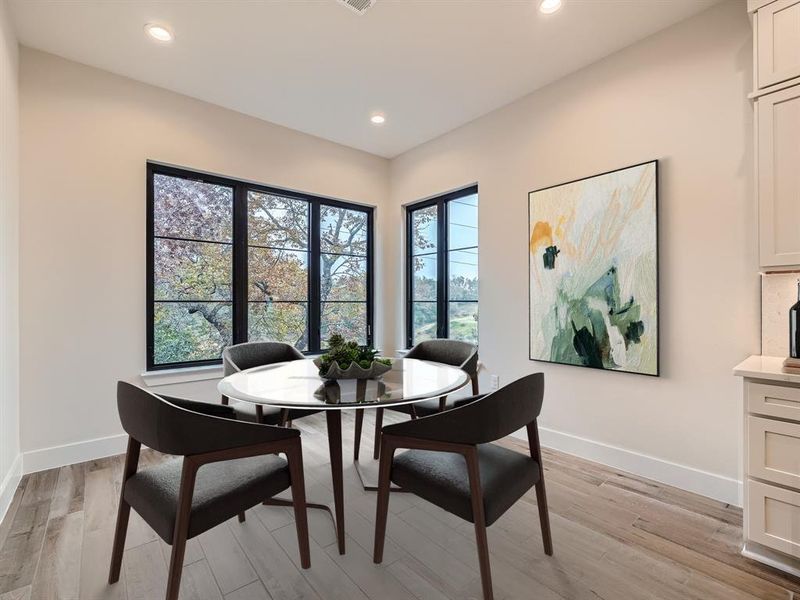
757 0 800 89
747 381 800 421
748 480 800 558
749 416 800 488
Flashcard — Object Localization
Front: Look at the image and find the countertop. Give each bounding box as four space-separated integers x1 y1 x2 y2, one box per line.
734 355 800 385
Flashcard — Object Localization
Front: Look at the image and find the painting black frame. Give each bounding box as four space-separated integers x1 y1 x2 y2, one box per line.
527 160 659 377
146 161 375 371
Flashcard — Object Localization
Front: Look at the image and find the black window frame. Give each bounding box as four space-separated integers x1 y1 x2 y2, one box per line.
405 185 478 349
147 162 374 371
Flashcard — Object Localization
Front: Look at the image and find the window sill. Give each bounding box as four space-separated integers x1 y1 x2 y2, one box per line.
141 364 224 387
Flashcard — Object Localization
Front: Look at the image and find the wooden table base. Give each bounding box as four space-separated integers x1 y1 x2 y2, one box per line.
326 410 346 554
352 458 408 493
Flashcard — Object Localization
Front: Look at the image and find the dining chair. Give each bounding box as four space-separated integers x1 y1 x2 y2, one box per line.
354 339 479 460
222 341 320 425
373 373 552 600
109 381 311 600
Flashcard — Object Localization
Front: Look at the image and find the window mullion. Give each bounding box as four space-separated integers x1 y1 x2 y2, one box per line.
309 201 321 352
232 184 248 344
437 199 448 339
366 208 375 347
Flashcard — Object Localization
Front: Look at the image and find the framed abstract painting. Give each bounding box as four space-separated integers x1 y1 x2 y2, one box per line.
528 160 659 376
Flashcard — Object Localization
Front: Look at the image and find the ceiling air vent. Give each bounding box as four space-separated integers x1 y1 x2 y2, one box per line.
336 0 376 15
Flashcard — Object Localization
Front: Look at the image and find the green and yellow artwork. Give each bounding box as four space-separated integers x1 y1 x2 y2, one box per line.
528 161 658 376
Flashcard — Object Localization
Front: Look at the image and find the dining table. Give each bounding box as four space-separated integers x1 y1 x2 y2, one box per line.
217 357 470 555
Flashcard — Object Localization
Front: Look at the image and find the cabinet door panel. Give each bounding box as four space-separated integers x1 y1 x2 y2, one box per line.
749 416 800 488
748 480 800 558
758 85 800 267
758 0 800 89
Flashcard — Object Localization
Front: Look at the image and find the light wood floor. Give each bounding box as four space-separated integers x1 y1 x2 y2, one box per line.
1 410 799 600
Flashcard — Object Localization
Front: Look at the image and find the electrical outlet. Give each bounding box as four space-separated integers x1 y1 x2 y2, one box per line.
490 375 500 390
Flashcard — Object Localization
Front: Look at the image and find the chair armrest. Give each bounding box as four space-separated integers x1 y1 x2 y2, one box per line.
158 395 237 419
167 407 300 456
382 374 543 445
380 434 471 456
459 350 479 378
382 405 480 444
451 394 485 408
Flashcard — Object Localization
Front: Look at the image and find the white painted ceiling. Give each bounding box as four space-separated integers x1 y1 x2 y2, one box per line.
10 0 721 158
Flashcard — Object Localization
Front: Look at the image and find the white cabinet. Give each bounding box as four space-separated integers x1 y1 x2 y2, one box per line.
752 0 800 268
756 0 800 89
757 85 800 267
734 357 800 577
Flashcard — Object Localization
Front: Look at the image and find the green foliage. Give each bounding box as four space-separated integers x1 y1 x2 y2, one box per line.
318 334 391 375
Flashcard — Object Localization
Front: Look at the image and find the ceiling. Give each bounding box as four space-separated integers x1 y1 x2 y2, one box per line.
10 0 721 158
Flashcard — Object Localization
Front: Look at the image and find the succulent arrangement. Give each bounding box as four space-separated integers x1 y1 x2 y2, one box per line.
315 334 391 379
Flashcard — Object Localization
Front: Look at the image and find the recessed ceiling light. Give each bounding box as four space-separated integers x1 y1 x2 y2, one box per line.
145 23 174 43
539 0 562 14
370 114 386 125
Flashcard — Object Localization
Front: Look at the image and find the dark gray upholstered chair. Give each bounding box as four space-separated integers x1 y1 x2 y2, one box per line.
109 382 310 600
354 339 480 461
373 373 552 600
222 341 320 425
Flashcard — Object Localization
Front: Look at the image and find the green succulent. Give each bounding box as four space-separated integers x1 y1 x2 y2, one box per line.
318 334 391 375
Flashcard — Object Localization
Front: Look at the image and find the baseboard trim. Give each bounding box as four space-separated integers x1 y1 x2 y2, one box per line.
520 426 743 507
22 434 128 475
0 454 23 525
19 425 743 507
742 542 800 578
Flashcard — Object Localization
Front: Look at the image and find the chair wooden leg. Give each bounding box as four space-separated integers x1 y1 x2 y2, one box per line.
466 448 494 600
109 437 140 584
354 409 364 461
535 478 553 556
166 460 197 600
373 408 383 460
471 374 479 395
528 419 553 556
256 405 264 424
287 439 311 569
108 501 131 584
237 512 246 523
373 438 394 564
220 395 229 406
279 408 289 427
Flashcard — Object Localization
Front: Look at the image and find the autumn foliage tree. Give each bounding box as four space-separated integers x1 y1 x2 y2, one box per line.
152 175 370 365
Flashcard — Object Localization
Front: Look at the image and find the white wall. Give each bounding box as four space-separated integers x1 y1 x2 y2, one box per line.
19 49 390 466
17 2 758 505
0 0 20 519
390 1 756 504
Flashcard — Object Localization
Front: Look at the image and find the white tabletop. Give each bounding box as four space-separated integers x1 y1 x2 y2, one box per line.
218 358 470 410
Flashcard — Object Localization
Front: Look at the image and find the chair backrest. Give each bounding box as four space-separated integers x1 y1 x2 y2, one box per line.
117 381 294 455
405 339 478 377
222 341 304 376
384 373 544 445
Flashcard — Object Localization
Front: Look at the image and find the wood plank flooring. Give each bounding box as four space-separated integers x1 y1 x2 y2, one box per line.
1 410 799 600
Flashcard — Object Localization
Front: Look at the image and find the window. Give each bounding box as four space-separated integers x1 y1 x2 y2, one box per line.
406 186 478 348
147 163 373 370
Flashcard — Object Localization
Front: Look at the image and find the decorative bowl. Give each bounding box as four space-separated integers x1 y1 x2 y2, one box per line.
313 358 392 380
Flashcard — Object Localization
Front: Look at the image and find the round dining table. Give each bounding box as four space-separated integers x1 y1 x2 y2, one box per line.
218 357 469 555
